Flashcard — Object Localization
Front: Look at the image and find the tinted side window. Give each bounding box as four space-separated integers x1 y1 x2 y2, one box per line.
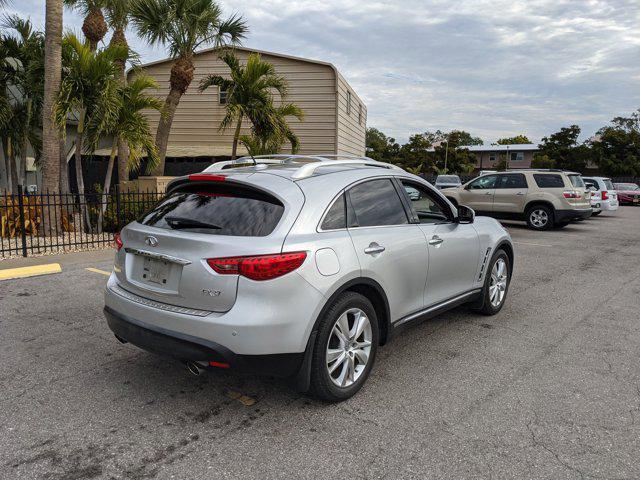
498 173 528 189
584 179 599 190
568 175 585 188
321 194 346 230
533 174 565 188
348 179 408 227
401 181 450 224
468 175 498 189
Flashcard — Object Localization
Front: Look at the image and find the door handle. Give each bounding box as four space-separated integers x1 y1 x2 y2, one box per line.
516 192 525 196
428 235 444 246
484 192 493 195
364 243 385 255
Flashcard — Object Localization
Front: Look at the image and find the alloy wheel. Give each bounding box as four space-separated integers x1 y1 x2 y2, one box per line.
489 258 508 307
530 209 548 228
326 308 372 388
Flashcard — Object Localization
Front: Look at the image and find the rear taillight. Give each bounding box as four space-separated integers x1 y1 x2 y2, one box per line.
601 190 609 200
114 232 123 251
207 252 307 281
563 191 581 199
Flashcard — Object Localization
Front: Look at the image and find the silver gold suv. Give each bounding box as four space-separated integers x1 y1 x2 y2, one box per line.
442 169 591 230
104 155 513 401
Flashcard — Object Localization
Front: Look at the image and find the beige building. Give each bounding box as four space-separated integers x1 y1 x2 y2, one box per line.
130 46 367 159
460 144 539 170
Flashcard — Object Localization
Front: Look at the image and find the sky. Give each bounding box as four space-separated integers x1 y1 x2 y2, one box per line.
5 0 640 144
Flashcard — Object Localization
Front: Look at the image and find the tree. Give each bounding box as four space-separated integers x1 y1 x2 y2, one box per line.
592 110 640 176
531 154 556 169
240 101 304 156
104 0 133 185
497 135 532 145
538 125 587 171
399 133 432 171
1 16 45 190
131 0 247 172
54 33 127 230
365 127 400 164
86 74 163 229
199 52 287 159
64 0 108 50
42 0 63 202
431 130 481 174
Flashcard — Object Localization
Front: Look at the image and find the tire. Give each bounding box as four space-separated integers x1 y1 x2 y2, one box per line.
309 292 379 402
474 249 511 315
526 205 554 230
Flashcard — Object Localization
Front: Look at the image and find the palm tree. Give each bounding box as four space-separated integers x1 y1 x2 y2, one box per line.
41 0 63 214
104 0 132 185
240 101 304 156
64 0 108 50
199 52 290 159
131 0 247 174
86 74 163 229
1 16 45 189
53 33 127 230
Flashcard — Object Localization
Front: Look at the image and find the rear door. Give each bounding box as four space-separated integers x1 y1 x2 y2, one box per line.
493 173 528 213
115 181 290 312
459 174 498 212
346 178 428 320
398 180 480 307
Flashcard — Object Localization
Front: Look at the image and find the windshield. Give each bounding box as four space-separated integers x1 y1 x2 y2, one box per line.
139 186 284 236
437 176 460 183
568 175 585 188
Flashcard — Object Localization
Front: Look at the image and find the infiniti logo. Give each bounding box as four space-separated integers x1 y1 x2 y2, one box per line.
145 236 159 247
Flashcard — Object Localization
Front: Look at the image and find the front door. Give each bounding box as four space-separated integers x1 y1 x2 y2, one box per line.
398 180 480 308
459 174 498 213
346 178 429 321
492 173 529 213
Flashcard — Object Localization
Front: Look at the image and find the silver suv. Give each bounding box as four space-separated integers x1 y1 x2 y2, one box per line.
104 155 514 401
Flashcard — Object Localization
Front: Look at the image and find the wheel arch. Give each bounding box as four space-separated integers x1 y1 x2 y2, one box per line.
313 277 392 346
524 200 556 215
495 240 514 276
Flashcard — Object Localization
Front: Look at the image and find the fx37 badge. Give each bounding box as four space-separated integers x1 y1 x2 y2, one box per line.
202 289 221 297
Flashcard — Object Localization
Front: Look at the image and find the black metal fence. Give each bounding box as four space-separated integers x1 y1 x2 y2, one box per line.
1 185 160 258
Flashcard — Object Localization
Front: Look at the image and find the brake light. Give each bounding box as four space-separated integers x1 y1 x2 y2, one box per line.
601 190 609 200
563 191 580 199
188 174 227 182
207 252 307 281
114 232 123 251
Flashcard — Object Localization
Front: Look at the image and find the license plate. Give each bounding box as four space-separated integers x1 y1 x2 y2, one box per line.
142 257 170 285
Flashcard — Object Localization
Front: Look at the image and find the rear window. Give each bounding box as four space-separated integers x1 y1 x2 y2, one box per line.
603 179 614 190
139 185 284 236
437 176 460 183
533 174 565 188
568 175 585 188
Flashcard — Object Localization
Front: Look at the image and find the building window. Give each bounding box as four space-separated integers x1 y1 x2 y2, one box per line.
510 152 524 162
489 153 497 162
358 103 362 125
346 90 351 115
219 88 228 105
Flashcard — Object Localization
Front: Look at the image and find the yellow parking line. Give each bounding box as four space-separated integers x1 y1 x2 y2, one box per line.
86 267 111 276
0 263 62 281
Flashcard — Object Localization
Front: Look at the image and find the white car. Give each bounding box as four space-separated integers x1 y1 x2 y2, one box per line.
583 176 618 215
434 174 462 189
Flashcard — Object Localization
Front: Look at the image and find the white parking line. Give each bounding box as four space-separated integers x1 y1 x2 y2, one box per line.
513 241 553 247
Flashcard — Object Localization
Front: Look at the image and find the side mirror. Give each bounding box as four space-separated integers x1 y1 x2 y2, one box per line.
457 204 475 224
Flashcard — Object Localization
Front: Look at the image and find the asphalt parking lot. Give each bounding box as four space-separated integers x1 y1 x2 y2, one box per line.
1 207 640 479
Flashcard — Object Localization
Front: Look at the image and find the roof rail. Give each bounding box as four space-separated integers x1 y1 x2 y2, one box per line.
203 154 403 178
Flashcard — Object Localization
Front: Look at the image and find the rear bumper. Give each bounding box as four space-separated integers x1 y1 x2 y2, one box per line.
555 208 592 223
104 306 304 377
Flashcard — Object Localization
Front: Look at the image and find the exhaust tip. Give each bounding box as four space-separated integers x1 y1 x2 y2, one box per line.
186 361 204 376
114 334 127 344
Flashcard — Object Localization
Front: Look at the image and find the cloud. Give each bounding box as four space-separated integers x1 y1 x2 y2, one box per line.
7 0 640 143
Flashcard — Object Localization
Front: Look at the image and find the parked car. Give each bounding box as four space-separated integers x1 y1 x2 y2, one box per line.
443 169 592 230
435 174 462 189
613 183 640 205
104 155 513 401
582 177 618 215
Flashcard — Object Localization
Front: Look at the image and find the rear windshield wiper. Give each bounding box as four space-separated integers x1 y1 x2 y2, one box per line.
165 216 222 230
